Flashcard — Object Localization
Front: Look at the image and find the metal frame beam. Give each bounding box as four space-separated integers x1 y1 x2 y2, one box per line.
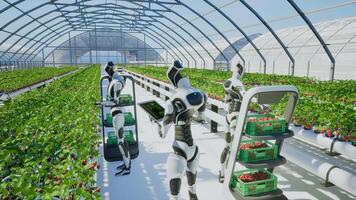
174 0 245 67
203 0 266 72
240 0 295 75
4 1 222 67
42 28 168 64
3 4 195 66
287 0 336 80
41 26 175 62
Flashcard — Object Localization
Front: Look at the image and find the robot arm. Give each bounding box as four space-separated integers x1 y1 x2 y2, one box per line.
195 93 207 123
159 100 175 139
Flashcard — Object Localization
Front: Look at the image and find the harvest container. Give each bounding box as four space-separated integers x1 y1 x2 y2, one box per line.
245 113 286 136
107 131 118 147
124 130 135 144
231 169 277 196
124 112 135 126
238 139 278 163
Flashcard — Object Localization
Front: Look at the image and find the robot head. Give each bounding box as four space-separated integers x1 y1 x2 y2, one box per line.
105 61 115 77
167 60 184 88
232 62 245 80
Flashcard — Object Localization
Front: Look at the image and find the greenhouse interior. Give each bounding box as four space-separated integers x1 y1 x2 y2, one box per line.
0 0 356 200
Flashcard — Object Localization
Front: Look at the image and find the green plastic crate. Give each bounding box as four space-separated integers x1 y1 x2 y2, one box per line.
245 113 286 136
124 112 135 126
237 139 278 163
105 112 135 127
104 113 113 127
231 169 277 196
107 131 118 147
119 94 134 106
124 130 135 144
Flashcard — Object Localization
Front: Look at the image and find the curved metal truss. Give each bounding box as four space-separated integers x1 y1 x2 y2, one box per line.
0 0 347 80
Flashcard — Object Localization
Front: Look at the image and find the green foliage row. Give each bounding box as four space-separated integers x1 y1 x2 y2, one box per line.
0 67 78 93
0 65 101 199
126 66 355 136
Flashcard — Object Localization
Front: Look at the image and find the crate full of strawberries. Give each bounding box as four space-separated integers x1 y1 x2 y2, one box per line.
245 113 286 136
238 139 278 163
231 169 277 196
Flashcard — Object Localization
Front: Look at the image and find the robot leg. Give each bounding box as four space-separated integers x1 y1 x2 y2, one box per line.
219 131 232 183
166 152 187 200
112 108 131 176
115 129 131 176
186 146 200 200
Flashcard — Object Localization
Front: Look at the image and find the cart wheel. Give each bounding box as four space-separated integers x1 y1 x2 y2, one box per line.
218 170 224 183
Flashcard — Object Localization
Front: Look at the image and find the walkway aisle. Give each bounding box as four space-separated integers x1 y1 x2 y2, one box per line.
96 65 356 200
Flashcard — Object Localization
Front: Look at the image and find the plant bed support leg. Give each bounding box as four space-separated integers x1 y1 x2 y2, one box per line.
211 104 218 133
325 138 341 156
321 165 339 187
165 86 170 101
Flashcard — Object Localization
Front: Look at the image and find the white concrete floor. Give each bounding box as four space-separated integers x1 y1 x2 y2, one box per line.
96 65 356 200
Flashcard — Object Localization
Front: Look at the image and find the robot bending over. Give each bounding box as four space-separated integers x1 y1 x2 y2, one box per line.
219 63 246 182
159 61 207 200
105 61 131 176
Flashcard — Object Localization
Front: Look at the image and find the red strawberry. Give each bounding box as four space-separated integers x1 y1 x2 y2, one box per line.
82 160 87 165
94 187 101 193
326 130 333 137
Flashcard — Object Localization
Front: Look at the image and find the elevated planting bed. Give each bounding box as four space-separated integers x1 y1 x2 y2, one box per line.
0 66 101 199
0 66 78 93
126 66 356 149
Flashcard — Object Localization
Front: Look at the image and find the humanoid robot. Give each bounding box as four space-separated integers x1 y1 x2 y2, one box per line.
159 60 207 200
105 62 131 176
219 63 246 183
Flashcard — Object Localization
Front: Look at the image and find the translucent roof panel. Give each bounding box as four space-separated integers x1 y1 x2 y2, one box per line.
0 0 355 79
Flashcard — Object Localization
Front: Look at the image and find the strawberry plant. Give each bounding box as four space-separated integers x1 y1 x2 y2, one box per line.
126 66 355 139
0 65 100 199
0 66 78 93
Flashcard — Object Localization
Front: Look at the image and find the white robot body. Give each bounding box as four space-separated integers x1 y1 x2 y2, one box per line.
162 61 206 200
105 62 131 176
108 72 125 103
219 63 246 182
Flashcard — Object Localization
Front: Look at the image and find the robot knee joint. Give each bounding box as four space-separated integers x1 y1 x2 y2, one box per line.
169 178 181 196
225 132 232 143
186 171 197 186
220 147 229 164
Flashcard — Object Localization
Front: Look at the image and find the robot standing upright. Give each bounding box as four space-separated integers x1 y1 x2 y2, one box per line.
105 62 131 176
219 63 246 182
159 61 207 200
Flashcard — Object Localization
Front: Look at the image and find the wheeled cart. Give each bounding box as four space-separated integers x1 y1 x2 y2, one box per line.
223 86 298 200
98 74 139 162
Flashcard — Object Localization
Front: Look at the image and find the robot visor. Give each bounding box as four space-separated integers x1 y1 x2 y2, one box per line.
186 92 203 106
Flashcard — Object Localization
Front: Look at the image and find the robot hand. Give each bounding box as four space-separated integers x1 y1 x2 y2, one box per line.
194 111 206 124
259 104 271 113
150 118 166 139
157 122 168 139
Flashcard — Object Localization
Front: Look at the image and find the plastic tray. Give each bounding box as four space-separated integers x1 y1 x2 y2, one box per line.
124 112 135 126
231 169 277 196
238 139 278 163
107 131 118 147
104 112 135 127
245 114 286 136
124 130 135 144
119 94 134 106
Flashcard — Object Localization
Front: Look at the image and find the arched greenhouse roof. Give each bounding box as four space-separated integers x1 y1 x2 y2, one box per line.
0 0 355 79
